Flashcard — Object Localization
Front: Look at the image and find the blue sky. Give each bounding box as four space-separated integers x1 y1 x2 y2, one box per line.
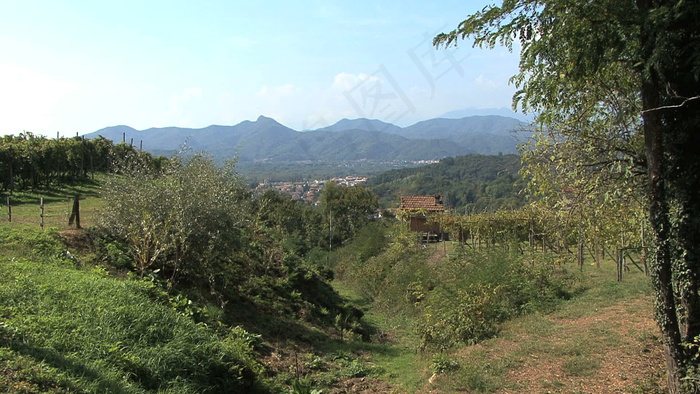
0 1 521 136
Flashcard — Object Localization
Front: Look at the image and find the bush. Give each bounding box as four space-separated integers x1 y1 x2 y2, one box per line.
418 283 507 350
431 353 460 374
415 248 573 350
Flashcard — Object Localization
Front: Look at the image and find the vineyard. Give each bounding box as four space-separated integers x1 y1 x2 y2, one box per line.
426 201 648 280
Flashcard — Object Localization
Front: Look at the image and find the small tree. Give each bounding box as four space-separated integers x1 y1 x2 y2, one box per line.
320 182 378 247
99 154 250 293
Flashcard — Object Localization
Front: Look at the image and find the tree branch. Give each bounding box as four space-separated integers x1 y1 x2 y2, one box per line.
641 96 700 114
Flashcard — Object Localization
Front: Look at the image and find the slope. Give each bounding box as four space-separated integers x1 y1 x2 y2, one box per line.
366 153 525 210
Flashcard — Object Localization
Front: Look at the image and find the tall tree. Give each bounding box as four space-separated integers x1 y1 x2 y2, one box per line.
435 1 700 391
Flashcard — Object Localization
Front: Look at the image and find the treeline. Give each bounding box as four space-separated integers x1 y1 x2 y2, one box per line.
0 133 166 192
366 154 525 211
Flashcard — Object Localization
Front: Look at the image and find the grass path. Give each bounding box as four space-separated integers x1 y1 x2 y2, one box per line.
421 261 666 393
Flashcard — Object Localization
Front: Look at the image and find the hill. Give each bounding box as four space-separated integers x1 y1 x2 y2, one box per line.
85 115 527 164
366 153 525 210
0 179 665 393
313 118 402 134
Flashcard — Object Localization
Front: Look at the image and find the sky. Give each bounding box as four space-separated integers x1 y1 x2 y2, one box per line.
0 1 522 137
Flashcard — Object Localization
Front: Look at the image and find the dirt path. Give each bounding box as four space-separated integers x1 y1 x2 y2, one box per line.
430 295 666 393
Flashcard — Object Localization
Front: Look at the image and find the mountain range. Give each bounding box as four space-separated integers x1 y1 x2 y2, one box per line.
84 115 529 163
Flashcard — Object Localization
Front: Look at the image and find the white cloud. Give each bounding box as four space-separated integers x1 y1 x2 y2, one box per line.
474 74 501 89
153 87 206 128
332 72 382 91
166 87 203 115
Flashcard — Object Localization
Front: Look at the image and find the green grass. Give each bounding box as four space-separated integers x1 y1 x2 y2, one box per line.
330 241 663 393
422 257 662 393
325 281 431 392
1 180 104 230
0 228 267 393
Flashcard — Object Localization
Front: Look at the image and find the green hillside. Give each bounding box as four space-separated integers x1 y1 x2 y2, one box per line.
0 139 664 393
366 154 525 210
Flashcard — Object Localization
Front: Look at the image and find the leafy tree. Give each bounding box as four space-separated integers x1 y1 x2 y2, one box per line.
252 189 326 256
435 1 700 390
99 154 250 298
320 182 378 247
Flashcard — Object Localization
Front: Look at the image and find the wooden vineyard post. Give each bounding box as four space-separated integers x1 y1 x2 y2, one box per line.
68 194 81 229
641 222 649 276
6 196 10 222
617 248 623 282
40 197 45 229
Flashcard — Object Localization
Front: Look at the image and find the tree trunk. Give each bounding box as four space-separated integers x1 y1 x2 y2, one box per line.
641 77 685 393
638 1 700 390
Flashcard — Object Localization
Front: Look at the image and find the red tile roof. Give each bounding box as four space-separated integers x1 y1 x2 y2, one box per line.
398 195 444 211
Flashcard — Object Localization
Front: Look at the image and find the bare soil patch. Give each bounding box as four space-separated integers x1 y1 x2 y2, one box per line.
498 299 664 393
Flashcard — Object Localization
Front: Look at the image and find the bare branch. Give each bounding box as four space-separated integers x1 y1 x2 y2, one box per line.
642 96 700 114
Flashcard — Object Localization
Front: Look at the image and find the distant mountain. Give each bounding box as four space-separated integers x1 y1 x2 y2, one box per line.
441 107 534 123
84 114 527 162
402 116 523 138
314 118 402 134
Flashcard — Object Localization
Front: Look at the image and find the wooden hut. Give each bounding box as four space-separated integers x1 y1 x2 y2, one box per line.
398 195 446 241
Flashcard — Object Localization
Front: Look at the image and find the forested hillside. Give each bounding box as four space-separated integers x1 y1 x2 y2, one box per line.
366 154 524 211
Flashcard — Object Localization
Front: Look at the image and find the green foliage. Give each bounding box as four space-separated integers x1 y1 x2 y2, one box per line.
335 219 573 352
431 353 460 374
320 182 378 247
0 133 162 193
95 153 369 345
0 226 65 258
0 345 90 393
332 222 419 305
98 154 250 292
0 258 265 392
291 378 322 394
416 249 573 350
366 154 524 211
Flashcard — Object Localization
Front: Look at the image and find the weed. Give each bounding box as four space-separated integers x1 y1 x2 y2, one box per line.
431 353 460 374
562 355 601 377
0 258 267 392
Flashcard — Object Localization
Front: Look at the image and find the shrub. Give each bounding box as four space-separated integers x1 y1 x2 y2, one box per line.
431 353 460 374
415 249 574 350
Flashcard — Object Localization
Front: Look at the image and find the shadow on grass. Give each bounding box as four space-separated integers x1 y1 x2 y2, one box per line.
2 179 102 205
0 338 133 393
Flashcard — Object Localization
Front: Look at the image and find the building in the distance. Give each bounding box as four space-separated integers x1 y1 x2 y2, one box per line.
397 195 447 242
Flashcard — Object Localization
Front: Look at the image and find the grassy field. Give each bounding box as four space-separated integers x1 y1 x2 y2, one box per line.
1 181 104 230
